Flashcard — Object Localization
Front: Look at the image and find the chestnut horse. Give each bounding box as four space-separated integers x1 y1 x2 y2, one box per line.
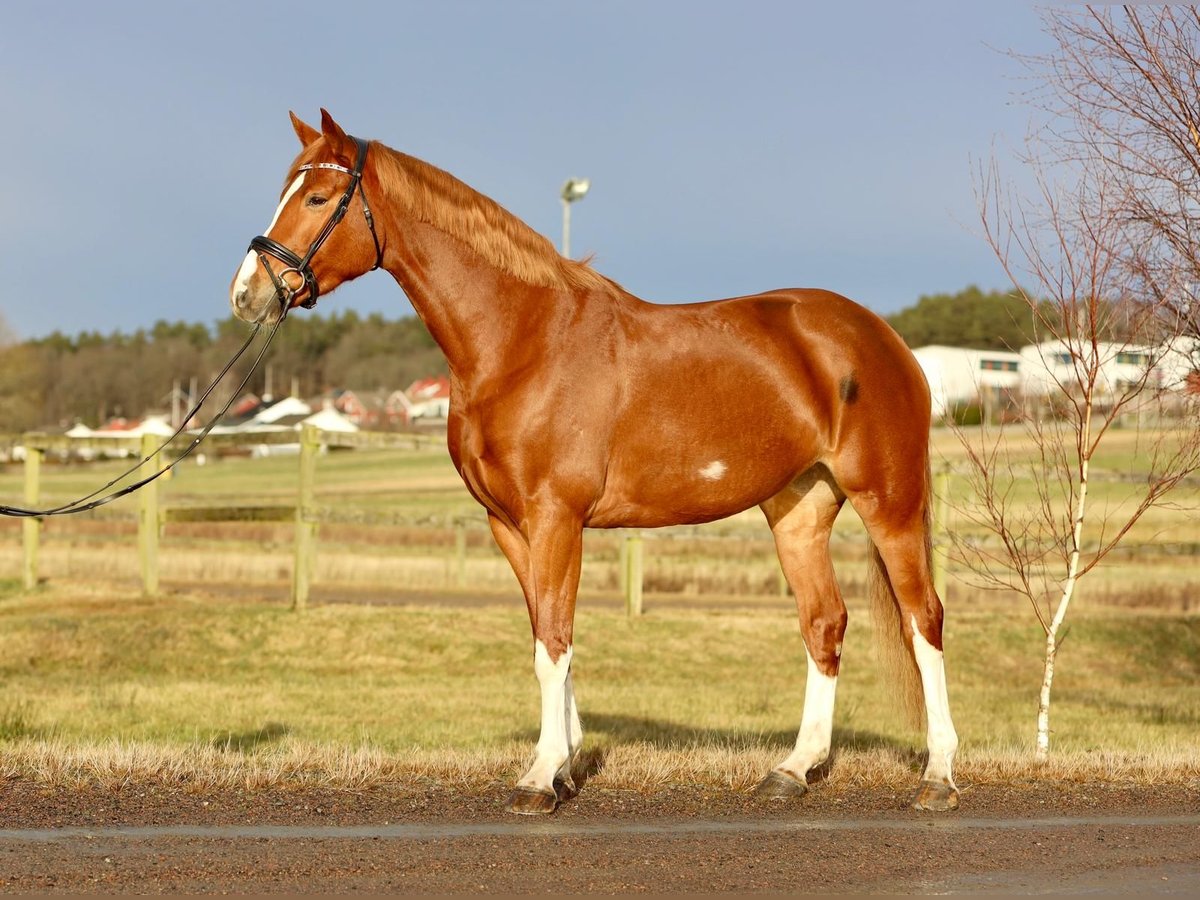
231 110 959 815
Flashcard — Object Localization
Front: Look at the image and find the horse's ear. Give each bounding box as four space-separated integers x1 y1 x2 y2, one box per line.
290 111 320 147
319 108 354 166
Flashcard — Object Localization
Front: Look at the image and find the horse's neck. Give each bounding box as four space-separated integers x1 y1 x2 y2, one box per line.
379 214 576 383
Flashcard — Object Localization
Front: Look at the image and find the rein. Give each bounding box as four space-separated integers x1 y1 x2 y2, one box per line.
0 319 284 518
248 135 382 310
1 135 379 518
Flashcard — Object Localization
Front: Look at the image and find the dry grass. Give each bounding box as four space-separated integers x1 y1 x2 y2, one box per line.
1 738 1195 793
0 582 1197 791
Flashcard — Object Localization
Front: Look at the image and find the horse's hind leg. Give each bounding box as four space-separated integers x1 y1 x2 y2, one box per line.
846 479 960 811
754 465 847 800
868 522 959 810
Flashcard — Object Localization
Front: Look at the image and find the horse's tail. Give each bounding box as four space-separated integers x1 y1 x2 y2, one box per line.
865 459 931 730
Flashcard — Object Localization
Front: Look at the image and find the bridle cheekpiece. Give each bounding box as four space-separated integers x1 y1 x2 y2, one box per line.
248 134 383 311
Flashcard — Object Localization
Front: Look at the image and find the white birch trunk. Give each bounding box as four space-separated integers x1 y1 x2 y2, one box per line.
1035 632 1059 760
1036 444 1090 761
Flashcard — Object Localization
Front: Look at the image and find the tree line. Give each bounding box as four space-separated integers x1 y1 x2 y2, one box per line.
0 311 446 432
0 285 1136 432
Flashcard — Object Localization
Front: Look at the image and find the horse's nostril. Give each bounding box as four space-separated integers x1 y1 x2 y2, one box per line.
235 290 248 309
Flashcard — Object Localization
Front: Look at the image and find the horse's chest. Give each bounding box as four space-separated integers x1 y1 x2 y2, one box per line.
446 397 527 516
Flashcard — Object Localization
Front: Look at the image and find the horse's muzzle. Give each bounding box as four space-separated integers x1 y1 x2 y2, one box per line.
230 281 286 325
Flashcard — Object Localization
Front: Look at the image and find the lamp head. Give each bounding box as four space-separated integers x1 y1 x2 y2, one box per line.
561 178 590 203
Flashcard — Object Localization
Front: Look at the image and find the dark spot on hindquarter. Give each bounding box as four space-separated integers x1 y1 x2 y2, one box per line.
839 374 859 404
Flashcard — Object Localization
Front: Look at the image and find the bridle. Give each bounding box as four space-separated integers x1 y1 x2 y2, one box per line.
248 135 384 311
2 133 387 519
1 132 387 518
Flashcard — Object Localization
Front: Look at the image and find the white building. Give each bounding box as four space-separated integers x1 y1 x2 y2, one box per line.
1151 336 1199 393
912 345 1023 417
246 405 359 458
246 396 312 426
303 405 358 434
1018 340 1156 398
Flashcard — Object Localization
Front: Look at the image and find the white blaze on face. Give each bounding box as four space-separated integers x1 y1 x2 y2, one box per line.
232 173 307 298
699 460 727 481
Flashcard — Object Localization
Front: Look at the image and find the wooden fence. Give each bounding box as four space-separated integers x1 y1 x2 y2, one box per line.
12 425 653 616
8 427 1195 613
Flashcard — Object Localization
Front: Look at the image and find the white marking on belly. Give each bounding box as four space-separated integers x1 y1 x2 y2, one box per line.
699 460 727 481
233 173 306 297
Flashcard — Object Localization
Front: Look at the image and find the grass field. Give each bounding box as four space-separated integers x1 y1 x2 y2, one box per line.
0 425 1197 792
0 580 1196 791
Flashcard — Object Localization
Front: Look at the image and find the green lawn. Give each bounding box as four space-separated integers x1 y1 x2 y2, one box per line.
2 582 1196 768
0 445 478 522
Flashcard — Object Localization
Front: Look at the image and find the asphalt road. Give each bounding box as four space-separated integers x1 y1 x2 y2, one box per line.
2 782 1198 894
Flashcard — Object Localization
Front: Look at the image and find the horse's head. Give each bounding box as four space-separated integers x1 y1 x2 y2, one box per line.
230 109 383 324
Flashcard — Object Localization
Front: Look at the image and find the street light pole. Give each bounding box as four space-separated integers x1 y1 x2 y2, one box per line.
561 196 571 258
560 177 590 257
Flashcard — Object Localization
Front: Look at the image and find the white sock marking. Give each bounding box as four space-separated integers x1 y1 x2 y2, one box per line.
699 460 727 481
565 670 583 757
910 615 958 786
519 640 575 792
777 647 838 780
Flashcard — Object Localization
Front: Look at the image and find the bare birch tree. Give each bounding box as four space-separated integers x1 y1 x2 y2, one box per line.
1032 5 1200 352
949 5 1200 760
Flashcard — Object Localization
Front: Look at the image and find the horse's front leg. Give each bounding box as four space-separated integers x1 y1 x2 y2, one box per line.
489 509 584 815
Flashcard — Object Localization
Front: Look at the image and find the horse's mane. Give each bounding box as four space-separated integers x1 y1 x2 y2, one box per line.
363 142 618 297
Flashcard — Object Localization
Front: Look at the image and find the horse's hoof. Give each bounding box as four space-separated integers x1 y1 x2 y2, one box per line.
553 775 578 802
753 770 808 801
506 786 559 816
911 780 960 811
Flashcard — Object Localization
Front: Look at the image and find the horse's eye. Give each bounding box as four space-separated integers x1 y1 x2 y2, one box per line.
307 195 329 208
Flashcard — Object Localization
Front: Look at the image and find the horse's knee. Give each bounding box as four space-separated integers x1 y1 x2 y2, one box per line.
801 607 848 674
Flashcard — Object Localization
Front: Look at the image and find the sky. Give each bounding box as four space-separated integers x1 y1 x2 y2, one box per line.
0 1 1056 340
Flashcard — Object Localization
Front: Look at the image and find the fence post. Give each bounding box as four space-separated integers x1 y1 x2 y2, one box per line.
932 465 950 601
624 532 644 617
617 530 628 597
138 433 160 596
22 445 42 590
292 424 320 610
454 522 467 589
